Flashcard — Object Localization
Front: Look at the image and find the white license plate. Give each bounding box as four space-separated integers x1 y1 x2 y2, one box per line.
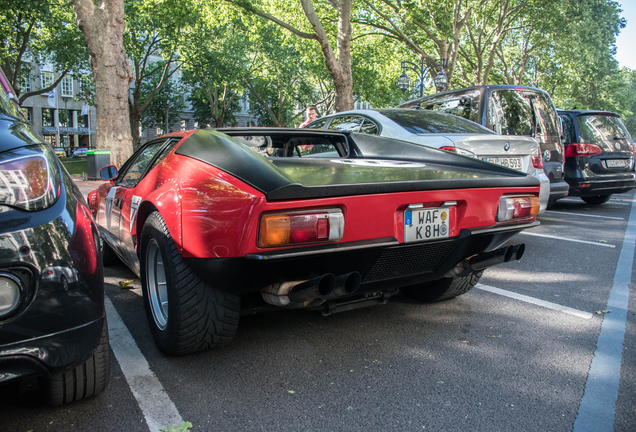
605 159 627 168
404 207 450 243
483 157 523 170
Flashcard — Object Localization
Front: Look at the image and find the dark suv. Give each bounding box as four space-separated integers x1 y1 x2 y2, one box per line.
398 85 569 206
557 109 636 204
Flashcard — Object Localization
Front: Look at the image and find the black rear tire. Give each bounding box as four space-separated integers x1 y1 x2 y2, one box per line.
581 194 612 205
101 238 120 266
41 319 110 405
400 271 483 303
140 211 241 356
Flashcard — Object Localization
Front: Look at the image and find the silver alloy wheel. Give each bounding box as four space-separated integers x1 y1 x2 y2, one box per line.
146 238 168 330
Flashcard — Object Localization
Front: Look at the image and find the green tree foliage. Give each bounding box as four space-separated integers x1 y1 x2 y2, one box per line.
0 0 88 104
125 0 194 144
140 76 186 135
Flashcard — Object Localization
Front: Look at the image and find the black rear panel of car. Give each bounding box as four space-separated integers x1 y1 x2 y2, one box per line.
177 129 539 201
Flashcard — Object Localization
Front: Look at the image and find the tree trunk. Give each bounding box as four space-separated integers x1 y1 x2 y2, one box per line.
72 0 133 167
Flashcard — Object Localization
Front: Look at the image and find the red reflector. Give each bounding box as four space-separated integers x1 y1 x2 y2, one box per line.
579 184 591 187
565 143 602 157
439 146 456 153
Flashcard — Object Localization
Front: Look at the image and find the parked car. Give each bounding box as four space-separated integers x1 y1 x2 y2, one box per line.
53 147 66 158
0 68 109 404
72 147 87 158
398 85 569 207
305 108 549 212
557 109 636 204
90 127 540 356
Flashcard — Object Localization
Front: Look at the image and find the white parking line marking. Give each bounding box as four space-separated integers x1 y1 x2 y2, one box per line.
519 231 616 248
545 210 624 220
559 198 630 206
105 298 183 432
475 284 593 319
574 191 636 431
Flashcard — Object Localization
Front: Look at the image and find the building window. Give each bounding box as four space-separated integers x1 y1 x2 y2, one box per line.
139 125 144 137
193 121 199 129
41 71 55 89
20 76 31 94
42 108 54 127
156 127 163 135
180 120 186 131
58 109 70 127
61 76 73 97
78 111 88 128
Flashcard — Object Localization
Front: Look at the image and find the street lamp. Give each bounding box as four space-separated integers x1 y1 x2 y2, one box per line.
397 57 448 96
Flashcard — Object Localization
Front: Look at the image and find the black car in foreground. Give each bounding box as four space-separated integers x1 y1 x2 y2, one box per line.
557 109 636 204
0 68 109 404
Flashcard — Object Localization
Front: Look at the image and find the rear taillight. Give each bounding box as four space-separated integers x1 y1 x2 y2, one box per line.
0 145 61 211
440 146 477 158
565 143 602 158
531 147 544 169
259 209 344 247
497 195 541 221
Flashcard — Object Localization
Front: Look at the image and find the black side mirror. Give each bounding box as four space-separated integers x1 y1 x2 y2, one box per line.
99 165 118 181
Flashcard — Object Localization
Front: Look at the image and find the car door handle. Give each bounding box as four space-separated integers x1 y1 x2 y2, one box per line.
115 198 123 209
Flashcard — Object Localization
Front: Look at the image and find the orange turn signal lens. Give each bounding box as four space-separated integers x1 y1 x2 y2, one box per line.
260 215 291 247
497 195 540 221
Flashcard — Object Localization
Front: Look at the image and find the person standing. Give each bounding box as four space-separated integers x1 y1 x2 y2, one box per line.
299 106 318 128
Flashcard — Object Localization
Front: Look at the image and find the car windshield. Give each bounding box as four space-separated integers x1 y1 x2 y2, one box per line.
379 110 493 135
576 114 633 147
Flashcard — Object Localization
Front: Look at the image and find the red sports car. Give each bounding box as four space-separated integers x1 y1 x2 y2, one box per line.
89 128 540 355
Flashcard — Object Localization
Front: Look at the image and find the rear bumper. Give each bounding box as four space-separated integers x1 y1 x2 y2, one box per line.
184 221 538 296
567 175 636 197
0 317 104 385
548 180 569 200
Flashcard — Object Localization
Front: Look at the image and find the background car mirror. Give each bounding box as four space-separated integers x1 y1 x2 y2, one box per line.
99 165 118 181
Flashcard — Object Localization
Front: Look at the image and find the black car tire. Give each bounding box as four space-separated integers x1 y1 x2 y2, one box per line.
140 211 240 356
581 194 612 205
546 198 558 209
101 238 120 266
400 271 483 303
41 319 110 405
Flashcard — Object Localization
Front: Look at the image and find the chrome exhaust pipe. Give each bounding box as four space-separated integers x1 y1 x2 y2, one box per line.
261 274 336 308
445 244 525 278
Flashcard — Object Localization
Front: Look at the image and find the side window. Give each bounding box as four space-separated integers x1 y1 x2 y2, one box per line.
531 94 559 137
328 116 364 132
305 119 327 129
359 119 378 135
560 115 575 144
488 90 533 136
117 140 168 188
421 90 481 122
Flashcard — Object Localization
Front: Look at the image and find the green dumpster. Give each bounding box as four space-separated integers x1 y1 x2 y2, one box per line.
87 150 111 180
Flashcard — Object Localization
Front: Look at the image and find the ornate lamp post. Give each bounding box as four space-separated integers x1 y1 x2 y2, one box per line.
397 57 448 97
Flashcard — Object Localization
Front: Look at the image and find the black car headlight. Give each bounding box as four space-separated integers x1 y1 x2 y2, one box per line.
0 145 61 211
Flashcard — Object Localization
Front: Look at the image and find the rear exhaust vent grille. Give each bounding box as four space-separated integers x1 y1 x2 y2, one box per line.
362 240 457 283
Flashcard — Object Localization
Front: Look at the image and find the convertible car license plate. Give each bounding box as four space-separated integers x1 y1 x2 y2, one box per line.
404 207 450 243
483 157 522 170
605 159 626 168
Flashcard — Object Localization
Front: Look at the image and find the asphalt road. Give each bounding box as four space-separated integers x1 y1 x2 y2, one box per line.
0 188 634 432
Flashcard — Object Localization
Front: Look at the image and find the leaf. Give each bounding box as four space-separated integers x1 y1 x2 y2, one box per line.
119 280 134 288
287 390 295 394
594 310 612 314
599 240 607 243
160 422 193 432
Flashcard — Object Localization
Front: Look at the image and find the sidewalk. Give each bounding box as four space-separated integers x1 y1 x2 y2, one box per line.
71 175 105 200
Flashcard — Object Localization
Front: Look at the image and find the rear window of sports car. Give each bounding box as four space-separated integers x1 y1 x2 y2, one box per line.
379 110 493 135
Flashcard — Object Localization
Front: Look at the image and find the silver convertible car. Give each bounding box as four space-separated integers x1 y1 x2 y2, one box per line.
306 109 549 212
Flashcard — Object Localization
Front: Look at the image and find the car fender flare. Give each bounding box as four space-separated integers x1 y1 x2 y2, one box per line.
134 183 182 254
